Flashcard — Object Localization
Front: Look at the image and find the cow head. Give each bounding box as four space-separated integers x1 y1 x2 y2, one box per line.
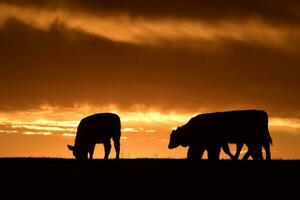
168 127 184 149
67 145 88 160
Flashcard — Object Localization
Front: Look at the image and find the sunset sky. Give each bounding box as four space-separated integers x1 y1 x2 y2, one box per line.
1 0 300 159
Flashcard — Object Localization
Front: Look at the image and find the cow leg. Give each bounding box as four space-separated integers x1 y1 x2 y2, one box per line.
198 145 206 159
234 143 244 160
89 144 96 160
207 144 221 160
253 144 263 160
248 144 263 160
242 144 254 160
187 145 196 160
222 143 234 160
104 141 111 160
263 142 271 160
113 136 120 159
187 144 205 160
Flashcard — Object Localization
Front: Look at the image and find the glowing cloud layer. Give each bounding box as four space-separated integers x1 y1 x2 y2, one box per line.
0 3 298 49
1 104 300 137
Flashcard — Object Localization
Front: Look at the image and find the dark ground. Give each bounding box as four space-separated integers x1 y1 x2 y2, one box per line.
0 158 299 199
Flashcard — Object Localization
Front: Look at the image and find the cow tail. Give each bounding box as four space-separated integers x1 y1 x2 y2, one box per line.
267 128 273 145
269 135 273 145
265 112 273 145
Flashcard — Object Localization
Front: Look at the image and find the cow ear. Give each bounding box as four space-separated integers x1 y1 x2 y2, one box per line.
67 145 74 151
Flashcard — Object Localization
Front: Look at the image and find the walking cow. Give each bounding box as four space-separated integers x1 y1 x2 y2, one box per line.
168 110 272 160
67 113 121 160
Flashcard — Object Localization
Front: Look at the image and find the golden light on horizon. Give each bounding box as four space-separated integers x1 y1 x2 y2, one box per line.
1 104 300 136
1 104 299 158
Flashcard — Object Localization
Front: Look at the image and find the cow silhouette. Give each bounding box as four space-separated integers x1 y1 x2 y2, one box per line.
67 113 121 160
168 110 272 160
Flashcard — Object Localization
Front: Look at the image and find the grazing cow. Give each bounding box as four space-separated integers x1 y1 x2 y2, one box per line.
168 110 272 160
67 113 121 160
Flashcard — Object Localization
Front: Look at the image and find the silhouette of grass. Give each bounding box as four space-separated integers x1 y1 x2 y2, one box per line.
0 158 299 176
0 158 298 198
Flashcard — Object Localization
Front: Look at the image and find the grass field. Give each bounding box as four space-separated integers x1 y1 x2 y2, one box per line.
0 158 298 198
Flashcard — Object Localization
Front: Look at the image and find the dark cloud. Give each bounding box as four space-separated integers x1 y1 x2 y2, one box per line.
1 19 300 118
2 0 300 26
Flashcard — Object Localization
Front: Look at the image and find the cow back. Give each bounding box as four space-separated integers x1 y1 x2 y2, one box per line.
75 113 121 146
182 110 270 144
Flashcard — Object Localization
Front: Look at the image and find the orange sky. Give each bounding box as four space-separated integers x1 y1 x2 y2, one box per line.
1 0 300 159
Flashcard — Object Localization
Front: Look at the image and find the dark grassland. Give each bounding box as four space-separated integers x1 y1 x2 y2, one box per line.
0 158 299 198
